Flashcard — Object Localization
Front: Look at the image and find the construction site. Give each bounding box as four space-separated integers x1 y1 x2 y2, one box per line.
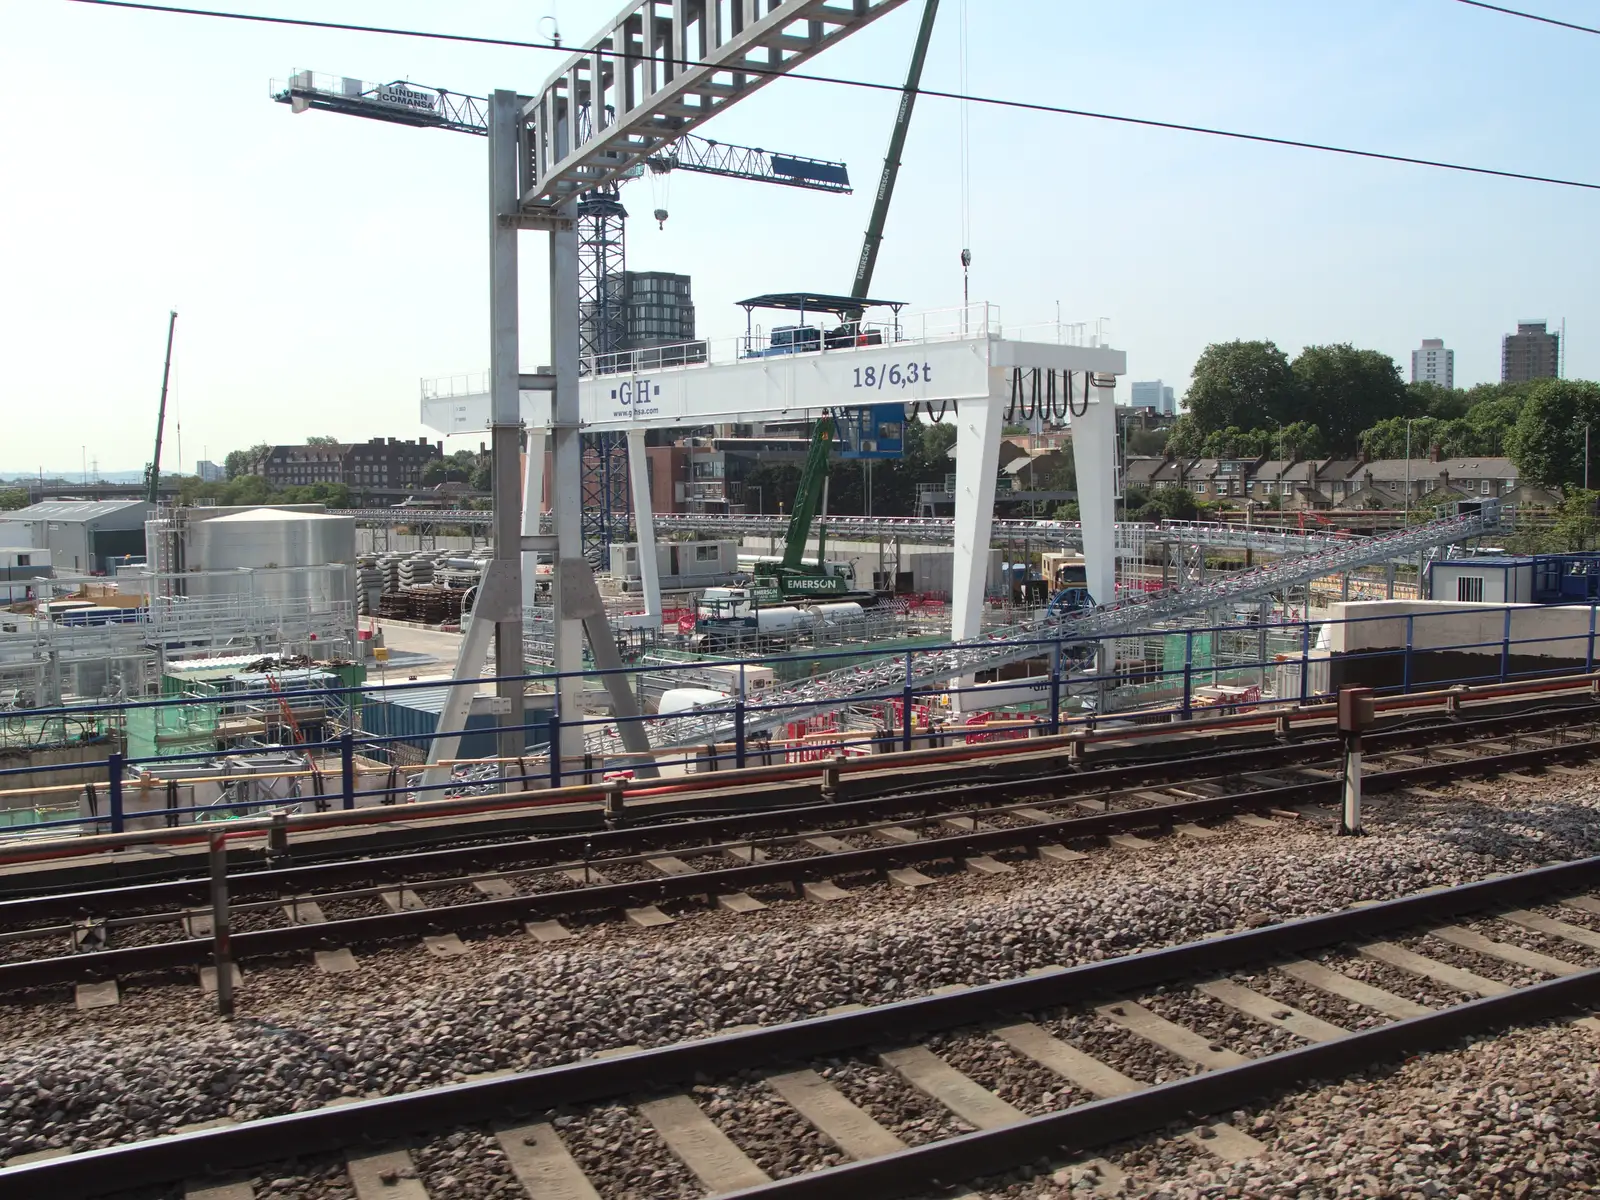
7 5 1600 1200
0 3 1551 812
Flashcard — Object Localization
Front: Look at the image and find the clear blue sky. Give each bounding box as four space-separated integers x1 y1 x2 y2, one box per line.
2 0 1595 471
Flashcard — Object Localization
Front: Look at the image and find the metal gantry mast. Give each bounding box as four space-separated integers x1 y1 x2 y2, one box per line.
277 0 913 775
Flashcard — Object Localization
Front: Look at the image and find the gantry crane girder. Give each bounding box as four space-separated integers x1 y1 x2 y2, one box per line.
520 0 907 209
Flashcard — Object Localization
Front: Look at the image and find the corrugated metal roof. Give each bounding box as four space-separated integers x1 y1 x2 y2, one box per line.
0 500 153 522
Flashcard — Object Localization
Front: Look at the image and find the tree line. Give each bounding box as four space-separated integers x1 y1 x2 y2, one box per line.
1169 339 1600 491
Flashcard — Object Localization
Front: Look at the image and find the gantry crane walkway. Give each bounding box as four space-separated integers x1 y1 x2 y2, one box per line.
336 509 1390 558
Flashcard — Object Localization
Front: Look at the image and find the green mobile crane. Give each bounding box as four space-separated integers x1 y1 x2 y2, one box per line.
748 416 861 603
143 310 178 503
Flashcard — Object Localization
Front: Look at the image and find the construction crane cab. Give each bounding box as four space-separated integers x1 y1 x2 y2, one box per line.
736 292 905 359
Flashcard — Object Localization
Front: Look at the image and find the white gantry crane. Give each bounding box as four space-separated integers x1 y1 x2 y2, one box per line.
276 0 915 785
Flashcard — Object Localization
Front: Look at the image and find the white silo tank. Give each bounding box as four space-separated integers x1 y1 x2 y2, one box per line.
186 508 355 606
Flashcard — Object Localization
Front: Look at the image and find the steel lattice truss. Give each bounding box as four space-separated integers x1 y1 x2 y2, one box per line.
520 0 910 209
647 135 852 191
333 509 1383 557
614 504 1503 752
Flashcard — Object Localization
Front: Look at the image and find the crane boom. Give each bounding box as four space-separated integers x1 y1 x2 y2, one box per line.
273 73 489 135
851 0 940 298
781 417 837 570
145 310 178 505
273 74 850 193
649 139 850 193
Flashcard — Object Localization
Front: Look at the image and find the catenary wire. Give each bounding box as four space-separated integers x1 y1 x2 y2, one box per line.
63 0 1600 193
1450 0 1600 36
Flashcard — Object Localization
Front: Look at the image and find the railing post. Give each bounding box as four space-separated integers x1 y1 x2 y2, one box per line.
1500 607 1512 683
734 700 747 769
1049 636 1062 735
209 832 234 1018
901 651 914 752
1180 631 1194 720
1299 620 1311 704
1590 605 1597 676
547 712 562 789
107 752 125 835
1403 614 1414 694
339 732 355 810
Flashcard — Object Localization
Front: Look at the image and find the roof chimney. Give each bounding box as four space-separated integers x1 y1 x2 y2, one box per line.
1429 444 1441 463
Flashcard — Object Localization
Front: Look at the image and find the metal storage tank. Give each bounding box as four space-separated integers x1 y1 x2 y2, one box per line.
186 508 355 606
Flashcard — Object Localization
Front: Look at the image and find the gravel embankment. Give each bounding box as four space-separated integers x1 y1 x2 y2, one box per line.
0 776 1596 1195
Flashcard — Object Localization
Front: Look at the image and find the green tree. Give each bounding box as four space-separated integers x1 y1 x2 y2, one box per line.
1290 344 1410 455
1408 381 1468 420
470 463 493 492
1183 340 1296 435
1129 484 1200 522
1126 425 1168 456
1506 379 1600 489
1164 415 1204 457
224 443 269 480
1546 490 1600 551
305 435 340 446
0 488 28 510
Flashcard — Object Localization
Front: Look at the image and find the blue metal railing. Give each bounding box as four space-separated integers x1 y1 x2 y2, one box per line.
2 600 1597 839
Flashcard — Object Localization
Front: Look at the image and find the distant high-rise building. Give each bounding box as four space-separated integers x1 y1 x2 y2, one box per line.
196 460 224 482
623 271 695 350
1411 339 1455 389
1130 380 1176 416
1502 320 1560 383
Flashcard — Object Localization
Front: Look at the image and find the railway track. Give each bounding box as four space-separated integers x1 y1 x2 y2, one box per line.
2 706 1598 1003
8 686 1595 901
4 856 1597 1199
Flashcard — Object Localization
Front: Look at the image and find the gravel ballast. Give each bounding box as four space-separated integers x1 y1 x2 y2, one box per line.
0 775 1596 1197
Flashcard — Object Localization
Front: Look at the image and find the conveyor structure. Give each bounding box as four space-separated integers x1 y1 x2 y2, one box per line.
618 503 1504 752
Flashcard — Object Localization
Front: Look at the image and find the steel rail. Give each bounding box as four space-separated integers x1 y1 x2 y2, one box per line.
4 857 1597 1198
718 970 1600 1199
4 725 1598 991
3 700 1592 922
0 780 1339 992
0 736 1344 918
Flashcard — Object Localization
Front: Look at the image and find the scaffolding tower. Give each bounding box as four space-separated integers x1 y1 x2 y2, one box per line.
576 188 632 567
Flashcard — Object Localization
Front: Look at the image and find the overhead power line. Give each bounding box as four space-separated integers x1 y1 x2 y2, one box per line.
65 0 1600 193
1450 0 1600 36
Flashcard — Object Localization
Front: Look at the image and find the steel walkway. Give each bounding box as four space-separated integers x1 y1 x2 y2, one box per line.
338 509 1401 558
